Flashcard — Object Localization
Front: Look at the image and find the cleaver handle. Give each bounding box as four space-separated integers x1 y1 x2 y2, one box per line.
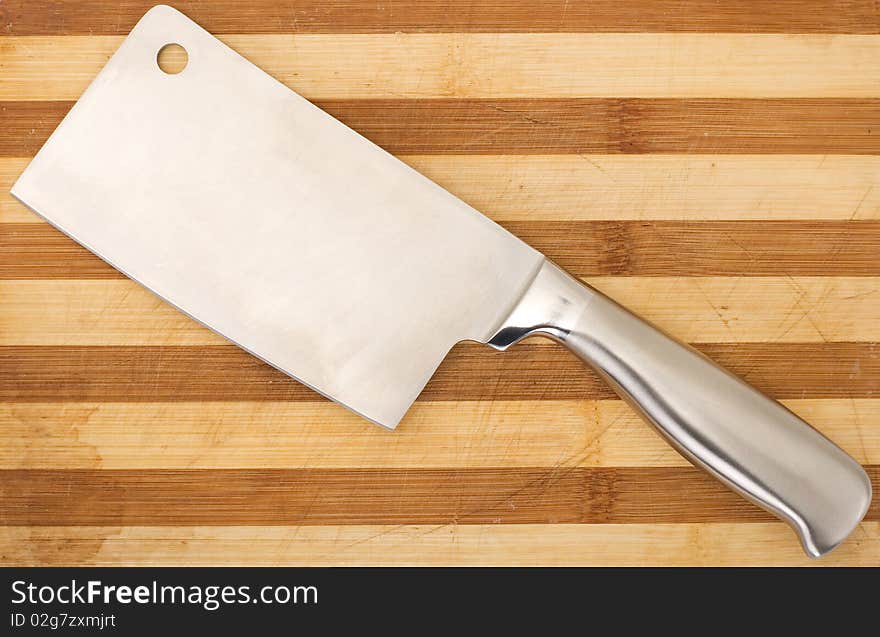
489 260 871 557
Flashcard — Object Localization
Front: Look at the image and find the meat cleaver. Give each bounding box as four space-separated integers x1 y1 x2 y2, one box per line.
12 5 871 557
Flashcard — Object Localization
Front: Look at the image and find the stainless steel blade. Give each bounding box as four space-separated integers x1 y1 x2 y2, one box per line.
11 5 543 428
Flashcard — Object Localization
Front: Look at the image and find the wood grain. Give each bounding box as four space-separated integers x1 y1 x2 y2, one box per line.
2 466 877 526
6 221 880 279
6 155 880 223
5 523 878 566
404 155 880 222
0 522 880 567
4 99 880 156
2 343 878 402
6 34 880 100
2 1 878 567
1 399 876 469
3 1 879 35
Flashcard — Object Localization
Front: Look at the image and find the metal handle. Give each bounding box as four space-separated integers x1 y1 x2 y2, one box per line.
489 260 872 557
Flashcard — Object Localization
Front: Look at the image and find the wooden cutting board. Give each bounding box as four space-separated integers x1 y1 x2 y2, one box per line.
1 1 878 566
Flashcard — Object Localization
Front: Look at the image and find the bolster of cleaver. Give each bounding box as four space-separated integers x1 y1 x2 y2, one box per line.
489 260 872 558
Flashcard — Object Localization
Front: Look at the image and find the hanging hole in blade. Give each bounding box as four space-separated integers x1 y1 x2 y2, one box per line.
157 43 188 75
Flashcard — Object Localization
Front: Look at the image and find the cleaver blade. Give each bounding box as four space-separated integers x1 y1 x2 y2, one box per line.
11 5 543 429
11 5 871 558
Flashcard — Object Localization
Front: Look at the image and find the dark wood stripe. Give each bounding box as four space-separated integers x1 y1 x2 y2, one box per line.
0 102 71 158
1 466 876 526
1 223 116 279
4 99 879 157
2 343 877 402
5 221 880 279
514 221 880 277
2 1 878 35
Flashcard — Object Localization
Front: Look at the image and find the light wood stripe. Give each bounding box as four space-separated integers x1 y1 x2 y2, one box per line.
0 158 29 222
4 155 880 223
2 278 876 345
407 155 880 222
5 221 880 279
4 1 880 35
5 522 879 566
6 99 879 156
1 466 876 525
4 523 878 566
2 343 877 402
4 34 880 101
1 399 875 470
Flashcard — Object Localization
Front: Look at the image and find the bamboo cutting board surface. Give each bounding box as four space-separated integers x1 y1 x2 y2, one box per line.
1 1 879 566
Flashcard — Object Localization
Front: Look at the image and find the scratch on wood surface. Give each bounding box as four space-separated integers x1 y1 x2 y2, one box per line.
851 185 875 220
